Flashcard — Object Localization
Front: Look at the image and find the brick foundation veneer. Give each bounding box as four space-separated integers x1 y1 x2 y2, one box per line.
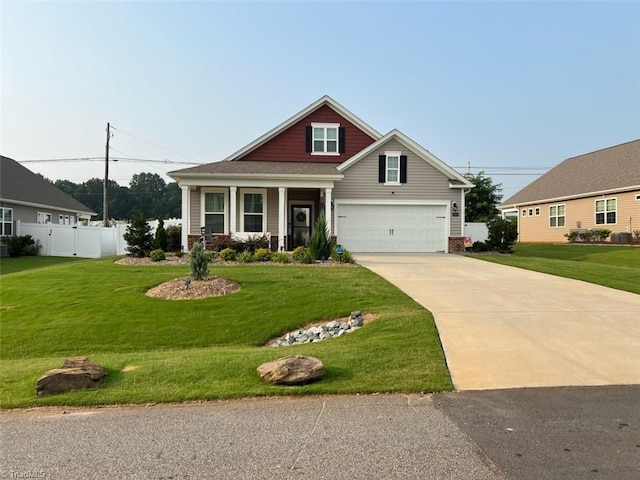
448 237 466 254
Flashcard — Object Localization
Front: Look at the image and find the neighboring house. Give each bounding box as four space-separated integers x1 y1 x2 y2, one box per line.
168 96 473 253
0 155 96 236
499 140 640 242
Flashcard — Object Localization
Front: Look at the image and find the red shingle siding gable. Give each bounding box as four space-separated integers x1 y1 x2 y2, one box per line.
238 105 377 163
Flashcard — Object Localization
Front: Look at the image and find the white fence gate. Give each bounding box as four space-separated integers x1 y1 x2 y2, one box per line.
17 222 129 258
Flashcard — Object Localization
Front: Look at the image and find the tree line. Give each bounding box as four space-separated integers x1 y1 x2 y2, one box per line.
52 172 181 221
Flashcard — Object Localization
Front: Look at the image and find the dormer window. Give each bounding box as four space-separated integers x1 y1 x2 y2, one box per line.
306 123 345 155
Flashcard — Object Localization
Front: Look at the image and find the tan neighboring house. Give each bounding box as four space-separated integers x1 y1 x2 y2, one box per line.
169 96 473 253
499 139 640 242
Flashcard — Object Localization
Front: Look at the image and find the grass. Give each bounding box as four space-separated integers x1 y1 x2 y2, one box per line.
0 258 452 408
0 255 85 275
471 243 640 294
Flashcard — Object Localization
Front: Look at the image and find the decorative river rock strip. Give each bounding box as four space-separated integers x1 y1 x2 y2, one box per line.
269 311 364 347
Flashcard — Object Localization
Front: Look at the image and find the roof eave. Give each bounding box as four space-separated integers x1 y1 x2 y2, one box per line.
498 184 640 209
0 197 97 216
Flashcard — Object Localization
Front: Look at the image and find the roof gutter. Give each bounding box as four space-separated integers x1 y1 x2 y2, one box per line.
499 184 640 209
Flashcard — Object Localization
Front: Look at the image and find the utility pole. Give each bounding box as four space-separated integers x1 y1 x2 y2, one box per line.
103 122 111 227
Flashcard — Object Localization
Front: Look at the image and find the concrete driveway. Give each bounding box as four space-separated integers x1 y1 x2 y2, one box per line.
356 254 640 390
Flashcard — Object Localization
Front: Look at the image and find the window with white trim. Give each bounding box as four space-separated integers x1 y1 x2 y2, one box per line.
241 189 266 233
535 208 540 216
636 194 640 201
522 209 527 217
311 123 339 155
595 198 616 225
528 208 533 216
1 207 13 236
549 204 565 227
58 215 64 224
385 151 401 184
37 212 52 224
203 189 227 234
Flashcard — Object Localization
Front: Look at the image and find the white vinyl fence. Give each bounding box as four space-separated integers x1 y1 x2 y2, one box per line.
17 222 129 258
463 222 489 243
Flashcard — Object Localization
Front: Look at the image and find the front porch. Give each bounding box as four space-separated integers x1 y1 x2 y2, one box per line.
183 185 335 252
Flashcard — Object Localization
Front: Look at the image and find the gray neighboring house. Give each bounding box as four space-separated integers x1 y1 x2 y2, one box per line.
169 96 473 253
0 155 96 237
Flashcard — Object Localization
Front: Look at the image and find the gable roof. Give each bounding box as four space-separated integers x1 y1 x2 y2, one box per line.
0 156 96 215
337 129 473 187
221 95 382 162
500 139 640 208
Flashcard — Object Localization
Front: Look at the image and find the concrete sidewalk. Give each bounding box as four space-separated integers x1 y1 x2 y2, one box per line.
356 254 640 390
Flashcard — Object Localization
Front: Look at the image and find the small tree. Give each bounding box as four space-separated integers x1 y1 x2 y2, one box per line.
123 211 153 257
154 218 168 251
464 172 503 222
189 241 209 279
486 217 518 253
166 225 182 252
308 215 332 260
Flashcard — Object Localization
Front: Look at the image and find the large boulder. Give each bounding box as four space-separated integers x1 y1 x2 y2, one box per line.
257 355 325 386
36 357 107 397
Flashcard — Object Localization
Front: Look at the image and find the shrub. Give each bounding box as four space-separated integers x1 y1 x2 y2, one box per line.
564 231 580 243
238 250 254 263
154 218 168 251
232 234 270 254
330 246 354 264
254 248 272 262
580 230 596 243
166 225 182 252
3 235 41 257
189 242 209 279
272 252 290 264
124 211 154 258
487 217 518 253
292 246 314 264
634 230 640 242
175 250 185 258
219 248 237 261
593 229 611 242
150 249 165 262
291 246 306 262
471 241 490 252
308 215 332 260
211 235 231 252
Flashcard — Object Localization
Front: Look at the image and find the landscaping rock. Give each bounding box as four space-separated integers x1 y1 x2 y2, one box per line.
350 311 364 327
36 357 107 397
257 355 325 385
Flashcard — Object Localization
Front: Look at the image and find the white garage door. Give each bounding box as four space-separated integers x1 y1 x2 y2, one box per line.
336 204 447 252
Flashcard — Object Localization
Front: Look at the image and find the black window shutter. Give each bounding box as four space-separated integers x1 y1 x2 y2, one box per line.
305 126 312 153
378 155 386 183
338 127 346 153
400 155 408 183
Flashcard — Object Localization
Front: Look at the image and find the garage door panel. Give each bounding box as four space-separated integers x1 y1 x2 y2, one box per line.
336 204 447 253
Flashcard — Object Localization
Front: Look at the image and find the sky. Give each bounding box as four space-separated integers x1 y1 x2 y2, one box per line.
2 0 639 200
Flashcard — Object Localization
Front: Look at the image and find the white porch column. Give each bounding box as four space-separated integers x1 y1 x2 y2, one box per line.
180 185 189 251
229 186 237 235
278 187 286 251
324 188 332 236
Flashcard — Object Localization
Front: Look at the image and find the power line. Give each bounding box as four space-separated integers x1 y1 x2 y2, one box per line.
110 125 202 162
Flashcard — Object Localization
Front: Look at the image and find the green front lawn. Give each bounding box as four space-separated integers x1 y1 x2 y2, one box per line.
0 255 85 275
471 243 640 294
0 259 452 408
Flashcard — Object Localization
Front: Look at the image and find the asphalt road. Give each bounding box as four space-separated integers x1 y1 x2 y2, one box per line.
2 387 638 479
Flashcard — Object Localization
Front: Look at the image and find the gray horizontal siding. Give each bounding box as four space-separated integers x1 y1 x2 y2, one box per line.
334 139 458 201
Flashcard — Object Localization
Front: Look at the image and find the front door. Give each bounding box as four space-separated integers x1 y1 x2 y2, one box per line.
291 205 312 248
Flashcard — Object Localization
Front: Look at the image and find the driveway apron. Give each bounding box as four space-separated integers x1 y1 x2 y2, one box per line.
355 254 640 390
